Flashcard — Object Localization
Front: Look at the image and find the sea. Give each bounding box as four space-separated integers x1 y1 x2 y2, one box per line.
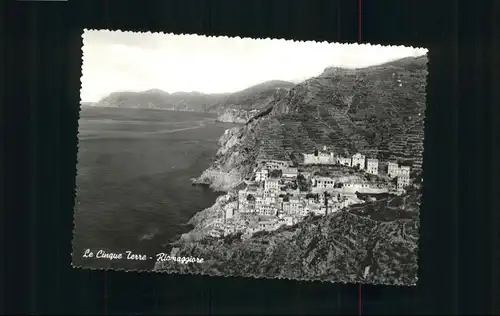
72 107 239 271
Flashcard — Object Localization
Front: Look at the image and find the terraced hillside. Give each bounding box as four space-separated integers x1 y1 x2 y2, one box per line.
209 81 294 123
207 80 295 113
211 56 427 177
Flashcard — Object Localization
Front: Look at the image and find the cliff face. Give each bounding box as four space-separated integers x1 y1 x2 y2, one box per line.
197 56 428 190
212 82 295 123
208 80 295 113
156 192 420 285
192 125 257 191
175 194 234 243
216 109 256 123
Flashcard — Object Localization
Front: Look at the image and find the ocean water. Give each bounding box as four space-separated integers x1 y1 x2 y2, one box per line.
72 107 238 271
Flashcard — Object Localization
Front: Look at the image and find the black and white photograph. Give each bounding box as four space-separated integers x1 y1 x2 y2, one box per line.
73 29 428 286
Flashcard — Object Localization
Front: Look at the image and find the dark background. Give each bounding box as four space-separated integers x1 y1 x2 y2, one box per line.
4 0 498 314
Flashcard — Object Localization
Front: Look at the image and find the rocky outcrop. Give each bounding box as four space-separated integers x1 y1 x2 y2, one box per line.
191 169 242 192
188 194 232 227
191 123 260 190
207 81 294 113
174 195 231 243
216 109 258 123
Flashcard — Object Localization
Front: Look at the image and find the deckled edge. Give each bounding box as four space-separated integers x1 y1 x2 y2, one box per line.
70 28 85 271
76 28 429 52
70 28 427 286
151 265 418 287
415 47 430 288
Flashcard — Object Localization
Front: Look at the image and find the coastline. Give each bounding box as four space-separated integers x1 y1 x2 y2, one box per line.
171 126 244 247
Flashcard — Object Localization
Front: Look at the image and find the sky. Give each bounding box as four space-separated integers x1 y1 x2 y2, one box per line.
81 30 428 102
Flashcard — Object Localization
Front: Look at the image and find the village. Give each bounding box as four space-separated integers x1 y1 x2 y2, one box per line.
205 146 416 239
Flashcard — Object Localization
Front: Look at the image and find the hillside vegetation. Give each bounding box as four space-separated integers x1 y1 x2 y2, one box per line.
159 56 427 285
208 80 294 113
202 56 428 184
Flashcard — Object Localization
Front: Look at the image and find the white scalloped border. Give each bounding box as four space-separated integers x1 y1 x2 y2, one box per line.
72 28 428 287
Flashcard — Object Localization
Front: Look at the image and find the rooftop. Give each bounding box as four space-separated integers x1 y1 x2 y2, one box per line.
314 176 335 180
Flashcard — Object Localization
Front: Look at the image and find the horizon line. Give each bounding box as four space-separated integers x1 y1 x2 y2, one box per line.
81 54 427 103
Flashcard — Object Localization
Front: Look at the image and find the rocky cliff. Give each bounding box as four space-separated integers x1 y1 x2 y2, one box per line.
216 108 256 123
212 81 294 123
174 194 234 243
156 191 420 285
191 126 250 191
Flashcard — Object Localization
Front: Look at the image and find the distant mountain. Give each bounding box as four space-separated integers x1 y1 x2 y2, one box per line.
195 55 428 189
92 80 295 115
94 89 228 112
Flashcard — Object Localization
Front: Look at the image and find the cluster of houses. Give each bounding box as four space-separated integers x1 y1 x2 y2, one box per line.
205 147 415 239
303 146 412 190
207 183 361 238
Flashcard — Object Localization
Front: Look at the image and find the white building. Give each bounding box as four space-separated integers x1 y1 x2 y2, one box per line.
259 220 278 231
282 201 291 214
352 153 366 170
388 162 400 178
289 198 302 215
344 181 371 192
255 168 269 182
313 176 336 189
397 166 411 189
254 196 263 209
283 216 295 226
263 190 276 199
338 157 352 167
400 165 411 176
264 179 279 192
260 205 277 216
366 158 379 175
224 206 234 221
282 167 298 179
238 189 247 202
303 150 336 165
319 193 325 204
259 159 291 170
